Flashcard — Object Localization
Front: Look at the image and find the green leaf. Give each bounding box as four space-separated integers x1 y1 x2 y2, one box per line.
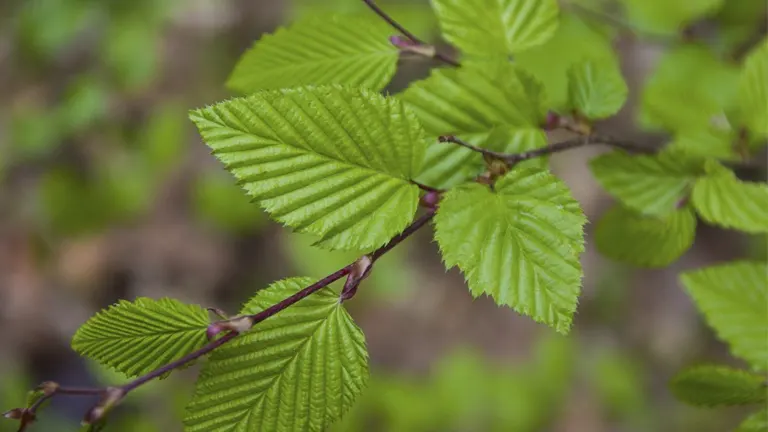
434 167 586 334
516 13 616 110
431 0 559 57
738 40 768 138
620 0 723 35
738 409 768 432
681 261 768 370
227 15 398 93
595 205 696 268
190 85 425 252
671 365 767 407
184 277 368 432
568 58 628 119
71 298 210 378
639 44 739 132
668 126 741 161
400 62 544 137
589 150 703 216
692 164 768 233
415 126 548 189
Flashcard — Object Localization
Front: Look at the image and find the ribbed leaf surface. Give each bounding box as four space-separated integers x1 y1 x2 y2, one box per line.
399 63 544 138
415 126 548 189
184 278 368 432
681 261 768 370
431 0 559 57
434 168 586 334
72 298 209 378
589 150 703 216
190 86 426 251
692 166 768 233
568 58 628 120
595 205 696 268
671 365 767 407
227 15 398 93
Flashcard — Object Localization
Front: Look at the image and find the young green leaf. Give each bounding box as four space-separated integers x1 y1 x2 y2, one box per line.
516 13 617 110
227 15 399 93
738 409 768 432
184 277 368 432
415 126 548 189
621 0 724 35
671 365 767 407
595 205 696 268
639 44 739 132
71 298 210 378
190 85 426 252
589 150 703 216
568 58 628 119
681 261 768 370
434 167 586 334
738 40 768 138
400 62 544 137
692 164 768 233
431 0 559 57
668 126 741 161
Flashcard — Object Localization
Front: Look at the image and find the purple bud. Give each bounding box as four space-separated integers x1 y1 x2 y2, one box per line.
3 408 24 419
543 111 561 130
420 191 440 209
389 35 415 49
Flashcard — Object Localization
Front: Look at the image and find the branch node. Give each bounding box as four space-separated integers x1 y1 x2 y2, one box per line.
207 316 253 340
341 255 373 302
419 190 441 210
84 387 125 425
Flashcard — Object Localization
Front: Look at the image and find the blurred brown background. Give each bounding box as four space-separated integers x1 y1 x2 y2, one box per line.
0 1 765 431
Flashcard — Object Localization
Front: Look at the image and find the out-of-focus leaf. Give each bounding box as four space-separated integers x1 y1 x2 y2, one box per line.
516 12 616 110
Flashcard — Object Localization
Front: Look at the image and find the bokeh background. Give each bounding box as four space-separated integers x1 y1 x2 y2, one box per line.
0 0 766 431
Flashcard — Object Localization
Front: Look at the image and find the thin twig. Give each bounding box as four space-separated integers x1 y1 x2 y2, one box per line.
362 0 460 67
439 133 655 165
9 210 437 429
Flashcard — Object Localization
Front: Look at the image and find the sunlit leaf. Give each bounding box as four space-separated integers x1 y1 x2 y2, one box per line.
434 167 586 333
431 0 560 57
184 277 368 432
72 298 210 378
228 15 398 93
190 85 425 251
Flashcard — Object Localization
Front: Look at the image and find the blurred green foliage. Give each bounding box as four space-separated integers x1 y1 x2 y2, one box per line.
1 0 766 431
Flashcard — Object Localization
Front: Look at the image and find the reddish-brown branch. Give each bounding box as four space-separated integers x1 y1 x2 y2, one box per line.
362 0 460 67
6 209 436 430
439 134 655 165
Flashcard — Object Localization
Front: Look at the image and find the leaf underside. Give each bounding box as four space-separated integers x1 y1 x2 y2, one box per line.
71 298 210 378
434 167 586 334
190 85 426 252
184 277 369 432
